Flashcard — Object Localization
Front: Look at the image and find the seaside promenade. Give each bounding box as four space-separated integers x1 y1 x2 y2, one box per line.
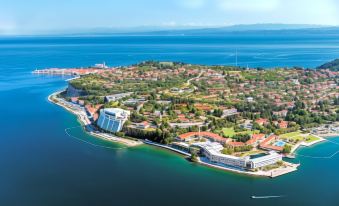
48 90 142 147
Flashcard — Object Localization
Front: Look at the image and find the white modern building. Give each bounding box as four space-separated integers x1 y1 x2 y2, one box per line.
222 108 238 117
194 142 282 170
194 142 248 168
247 151 282 169
105 92 133 103
97 108 130 133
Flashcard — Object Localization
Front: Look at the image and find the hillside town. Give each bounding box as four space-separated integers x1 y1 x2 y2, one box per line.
42 61 339 177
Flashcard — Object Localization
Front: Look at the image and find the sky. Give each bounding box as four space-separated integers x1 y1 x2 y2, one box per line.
1 0 339 34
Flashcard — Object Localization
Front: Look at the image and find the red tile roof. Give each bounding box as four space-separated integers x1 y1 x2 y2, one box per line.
194 104 213 111
259 135 283 152
260 135 277 146
228 141 245 147
246 133 265 145
178 132 229 143
255 118 268 125
279 121 288 128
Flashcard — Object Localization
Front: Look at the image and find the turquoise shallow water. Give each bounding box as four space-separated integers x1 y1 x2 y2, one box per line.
0 35 338 206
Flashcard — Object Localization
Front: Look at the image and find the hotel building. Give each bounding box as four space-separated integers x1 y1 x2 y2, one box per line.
247 151 282 169
194 142 282 170
97 108 130 133
196 142 248 168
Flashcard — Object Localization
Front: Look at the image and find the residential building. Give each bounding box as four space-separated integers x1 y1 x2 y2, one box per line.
222 108 238 117
245 134 266 146
105 92 133 103
178 132 231 144
137 121 150 129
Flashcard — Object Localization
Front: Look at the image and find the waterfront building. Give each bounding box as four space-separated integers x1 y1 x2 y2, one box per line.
97 108 130 133
247 151 282 169
195 142 248 168
194 142 283 169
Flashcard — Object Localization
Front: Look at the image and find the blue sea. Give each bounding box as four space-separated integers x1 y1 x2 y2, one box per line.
0 34 339 206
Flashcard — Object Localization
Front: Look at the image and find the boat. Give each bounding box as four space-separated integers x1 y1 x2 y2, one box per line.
251 195 283 199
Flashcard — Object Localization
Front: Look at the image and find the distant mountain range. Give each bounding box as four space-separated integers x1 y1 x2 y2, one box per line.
132 24 339 36
18 23 339 36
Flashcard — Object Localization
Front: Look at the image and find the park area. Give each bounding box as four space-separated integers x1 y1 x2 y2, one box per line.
221 127 259 138
279 131 320 144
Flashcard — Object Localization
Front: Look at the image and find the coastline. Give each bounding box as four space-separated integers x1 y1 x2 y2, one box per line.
319 133 339 138
143 139 299 178
48 90 337 178
48 90 299 178
48 90 143 147
197 157 299 178
290 135 326 154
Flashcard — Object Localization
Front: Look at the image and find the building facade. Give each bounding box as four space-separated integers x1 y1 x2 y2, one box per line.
195 142 248 168
97 108 130 133
247 151 282 169
105 92 133 103
194 142 282 170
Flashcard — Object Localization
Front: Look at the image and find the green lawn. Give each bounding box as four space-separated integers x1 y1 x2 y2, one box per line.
280 131 302 138
239 150 266 157
222 128 236 137
222 127 259 138
305 135 320 143
280 131 320 144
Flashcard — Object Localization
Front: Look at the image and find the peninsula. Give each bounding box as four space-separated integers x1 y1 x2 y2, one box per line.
38 61 339 178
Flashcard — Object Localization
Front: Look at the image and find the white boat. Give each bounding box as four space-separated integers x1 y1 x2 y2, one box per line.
251 195 283 199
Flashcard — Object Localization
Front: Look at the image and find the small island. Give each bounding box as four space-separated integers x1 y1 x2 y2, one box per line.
39 61 339 178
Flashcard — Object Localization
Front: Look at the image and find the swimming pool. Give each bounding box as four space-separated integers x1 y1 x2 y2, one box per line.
274 140 286 147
